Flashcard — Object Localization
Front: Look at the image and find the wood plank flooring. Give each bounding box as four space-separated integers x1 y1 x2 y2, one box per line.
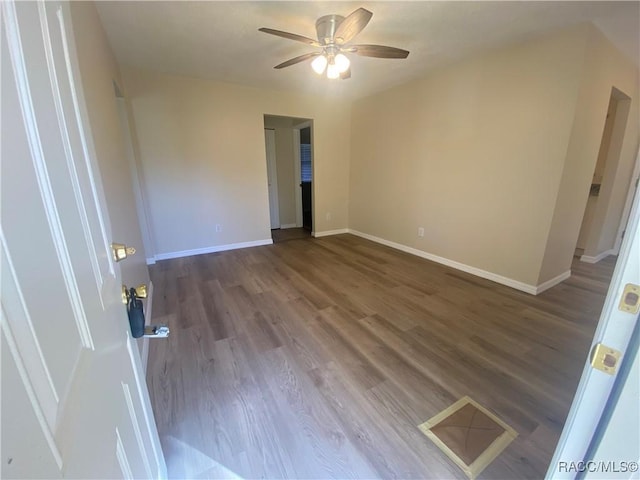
271 227 311 243
147 234 616 479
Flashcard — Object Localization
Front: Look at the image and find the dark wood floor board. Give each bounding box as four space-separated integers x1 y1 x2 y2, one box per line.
351 314 459 412
271 227 312 243
235 311 382 479
463 334 576 402
362 381 476 478
205 334 299 478
147 234 616 479
309 360 455 479
310 307 387 391
252 293 333 371
244 262 300 302
262 347 380 479
457 334 576 413
316 237 448 294
395 323 549 436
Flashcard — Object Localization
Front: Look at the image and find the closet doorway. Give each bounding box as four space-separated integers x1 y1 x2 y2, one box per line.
263 115 314 243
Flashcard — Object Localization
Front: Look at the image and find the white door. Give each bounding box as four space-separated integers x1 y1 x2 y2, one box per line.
265 128 280 229
548 150 640 479
1 1 165 478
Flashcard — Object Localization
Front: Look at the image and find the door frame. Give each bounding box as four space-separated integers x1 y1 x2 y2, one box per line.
293 119 313 233
547 146 640 478
293 128 303 228
613 151 640 253
264 128 280 229
115 96 156 265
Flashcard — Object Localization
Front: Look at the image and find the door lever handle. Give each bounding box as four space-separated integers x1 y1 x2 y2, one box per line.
144 325 170 338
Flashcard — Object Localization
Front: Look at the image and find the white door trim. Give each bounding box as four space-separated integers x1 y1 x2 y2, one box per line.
293 128 303 228
116 97 156 263
613 149 640 253
264 128 280 229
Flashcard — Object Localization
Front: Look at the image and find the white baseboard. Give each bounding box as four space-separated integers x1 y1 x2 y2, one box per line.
313 228 349 238
580 249 616 264
146 257 156 265
280 223 297 229
152 239 273 262
535 270 571 295
347 229 543 295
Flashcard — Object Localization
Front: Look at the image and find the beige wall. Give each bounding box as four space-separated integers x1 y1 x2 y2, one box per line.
539 26 639 282
70 2 150 288
264 116 298 227
121 68 350 257
350 25 591 287
104 17 636 292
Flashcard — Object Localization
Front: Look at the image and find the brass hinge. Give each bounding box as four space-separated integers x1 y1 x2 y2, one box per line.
590 343 621 375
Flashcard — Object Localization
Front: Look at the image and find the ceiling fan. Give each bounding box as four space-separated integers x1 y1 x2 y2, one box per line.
259 8 409 80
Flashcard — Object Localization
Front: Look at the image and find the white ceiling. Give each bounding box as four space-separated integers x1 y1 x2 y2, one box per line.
96 1 639 100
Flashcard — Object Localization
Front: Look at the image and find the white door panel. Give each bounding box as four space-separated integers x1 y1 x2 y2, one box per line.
1 1 165 478
1 328 62 478
1 15 83 424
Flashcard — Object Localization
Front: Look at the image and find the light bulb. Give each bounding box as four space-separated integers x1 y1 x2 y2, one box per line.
311 55 327 75
326 63 339 79
334 53 350 73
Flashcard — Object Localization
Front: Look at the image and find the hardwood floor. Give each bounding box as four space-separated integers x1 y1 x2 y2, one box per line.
147 235 616 479
271 227 311 243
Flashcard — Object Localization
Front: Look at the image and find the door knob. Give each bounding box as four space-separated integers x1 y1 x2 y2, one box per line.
121 284 148 304
111 243 136 262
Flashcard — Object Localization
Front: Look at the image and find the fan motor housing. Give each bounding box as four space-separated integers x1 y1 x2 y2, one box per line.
315 14 344 45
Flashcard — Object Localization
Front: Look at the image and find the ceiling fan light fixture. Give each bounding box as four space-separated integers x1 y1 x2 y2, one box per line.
311 54 328 74
326 62 340 79
334 53 350 73
260 8 409 81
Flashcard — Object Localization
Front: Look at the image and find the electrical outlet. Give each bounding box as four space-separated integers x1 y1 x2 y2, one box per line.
326 212 331 221
215 224 222 232
418 227 425 237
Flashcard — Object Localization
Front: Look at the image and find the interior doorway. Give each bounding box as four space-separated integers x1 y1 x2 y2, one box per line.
263 115 314 243
298 124 313 232
575 87 633 263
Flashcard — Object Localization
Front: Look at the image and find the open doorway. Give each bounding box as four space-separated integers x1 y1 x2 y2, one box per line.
297 123 313 232
263 115 314 243
575 87 633 263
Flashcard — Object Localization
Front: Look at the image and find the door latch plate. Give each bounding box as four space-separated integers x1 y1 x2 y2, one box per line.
618 283 640 314
590 343 621 375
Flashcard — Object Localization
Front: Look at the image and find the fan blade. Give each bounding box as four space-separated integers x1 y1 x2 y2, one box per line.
334 8 373 45
340 68 351 80
259 28 321 47
351 44 409 59
274 52 321 69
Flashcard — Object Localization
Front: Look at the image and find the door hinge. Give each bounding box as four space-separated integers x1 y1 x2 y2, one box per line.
590 343 621 375
618 283 640 314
